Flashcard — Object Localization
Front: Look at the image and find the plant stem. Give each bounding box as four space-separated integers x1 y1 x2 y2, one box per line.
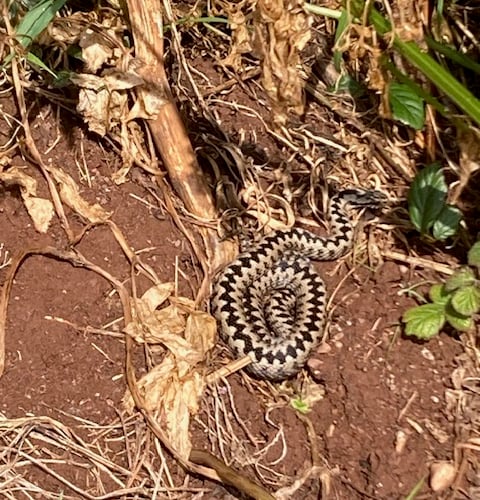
305 4 342 19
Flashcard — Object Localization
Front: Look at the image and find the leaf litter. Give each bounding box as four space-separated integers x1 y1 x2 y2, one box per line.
0 0 479 498
123 283 216 459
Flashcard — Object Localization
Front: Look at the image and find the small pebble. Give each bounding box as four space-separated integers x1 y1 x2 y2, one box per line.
430 461 456 492
395 430 408 454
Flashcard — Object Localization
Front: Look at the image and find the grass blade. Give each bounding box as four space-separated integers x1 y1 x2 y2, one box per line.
15 0 67 48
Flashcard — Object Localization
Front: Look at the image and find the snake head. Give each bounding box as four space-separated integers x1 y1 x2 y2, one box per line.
337 189 388 209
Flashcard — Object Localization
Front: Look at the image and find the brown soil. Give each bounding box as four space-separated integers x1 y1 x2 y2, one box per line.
0 65 470 500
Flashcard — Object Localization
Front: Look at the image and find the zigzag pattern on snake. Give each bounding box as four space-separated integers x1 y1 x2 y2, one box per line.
212 189 385 381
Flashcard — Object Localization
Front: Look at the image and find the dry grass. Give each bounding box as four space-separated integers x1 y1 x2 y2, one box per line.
0 410 214 498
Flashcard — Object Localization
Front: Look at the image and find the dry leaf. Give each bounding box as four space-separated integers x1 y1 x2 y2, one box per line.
126 284 186 344
127 292 215 374
79 28 116 72
124 360 205 458
141 282 175 310
222 5 252 69
126 302 187 344
48 12 96 44
48 166 110 222
123 284 217 460
451 129 480 204
185 310 217 356
23 197 55 233
0 167 54 233
254 0 312 124
72 72 142 136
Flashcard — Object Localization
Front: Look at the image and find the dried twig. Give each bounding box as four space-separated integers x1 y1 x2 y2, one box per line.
125 0 236 274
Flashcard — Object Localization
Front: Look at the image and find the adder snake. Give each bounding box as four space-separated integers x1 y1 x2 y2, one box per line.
212 189 385 381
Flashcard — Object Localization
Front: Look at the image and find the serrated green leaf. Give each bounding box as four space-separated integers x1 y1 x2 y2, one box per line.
383 58 450 118
432 204 462 240
451 285 480 316
445 267 476 292
445 305 473 331
403 303 445 339
467 241 480 269
408 164 447 235
429 283 451 305
389 81 425 130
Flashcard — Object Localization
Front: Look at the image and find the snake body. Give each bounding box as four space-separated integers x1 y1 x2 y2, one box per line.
212 189 384 381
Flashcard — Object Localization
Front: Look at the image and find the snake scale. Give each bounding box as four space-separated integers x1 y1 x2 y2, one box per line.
212 189 385 381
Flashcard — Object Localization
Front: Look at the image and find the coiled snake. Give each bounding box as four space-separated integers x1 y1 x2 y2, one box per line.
212 189 385 381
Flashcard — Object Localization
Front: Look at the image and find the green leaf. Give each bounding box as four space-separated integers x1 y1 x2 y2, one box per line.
51 69 72 88
445 305 473 332
467 241 480 269
389 81 425 130
26 51 57 78
383 58 449 118
15 0 67 49
408 163 447 235
333 74 365 98
445 267 476 292
429 283 451 305
404 476 427 500
432 204 462 240
436 0 444 17
291 398 310 414
425 35 480 76
2 0 67 70
394 39 480 128
451 285 480 316
403 303 445 339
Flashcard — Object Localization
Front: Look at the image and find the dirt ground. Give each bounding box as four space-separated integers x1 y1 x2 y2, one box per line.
0 94 473 499
1 9 479 499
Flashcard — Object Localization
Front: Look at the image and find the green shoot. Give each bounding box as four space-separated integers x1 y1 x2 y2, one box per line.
291 398 311 414
403 475 427 500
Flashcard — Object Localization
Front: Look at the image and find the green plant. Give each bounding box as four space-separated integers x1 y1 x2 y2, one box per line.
403 475 426 500
3 0 67 77
408 163 462 241
290 397 310 414
403 241 480 339
321 0 480 130
358 0 480 129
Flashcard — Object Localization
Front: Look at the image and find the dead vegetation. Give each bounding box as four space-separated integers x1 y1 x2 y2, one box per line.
0 0 479 498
